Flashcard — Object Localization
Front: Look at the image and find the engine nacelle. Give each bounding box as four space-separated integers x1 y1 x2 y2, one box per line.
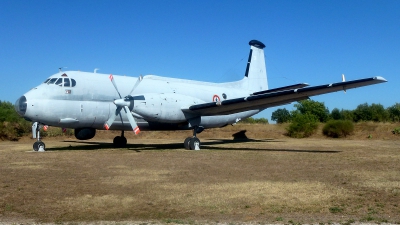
75 128 96 140
133 93 204 123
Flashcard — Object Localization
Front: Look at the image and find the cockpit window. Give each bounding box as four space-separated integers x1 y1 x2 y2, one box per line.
47 78 58 84
43 78 50 83
55 78 63 86
44 77 76 87
64 78 70 87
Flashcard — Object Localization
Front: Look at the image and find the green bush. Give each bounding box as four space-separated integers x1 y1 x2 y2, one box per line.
239 117 268 124
323 120 354 138
353 103 389 122
254 118 269 124
0 121 31 141
43 127 74 137
393 127 400 135
0 101 32 140
286 113 318 138
271 108 291 123
294 100 330 122
387 103 400 122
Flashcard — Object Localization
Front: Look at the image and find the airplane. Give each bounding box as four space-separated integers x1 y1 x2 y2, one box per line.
14 40 387 151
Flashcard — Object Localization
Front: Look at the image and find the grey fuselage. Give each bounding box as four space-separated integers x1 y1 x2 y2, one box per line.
16 71 261 131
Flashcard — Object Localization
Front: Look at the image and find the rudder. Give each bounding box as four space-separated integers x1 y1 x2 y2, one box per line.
242 40 268 92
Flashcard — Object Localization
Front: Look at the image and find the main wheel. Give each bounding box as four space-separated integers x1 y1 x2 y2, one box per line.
113 136 127 148
184 137 192 150
113 136 121 146
120 136 127 147
189 137 201 150
33 141 45 151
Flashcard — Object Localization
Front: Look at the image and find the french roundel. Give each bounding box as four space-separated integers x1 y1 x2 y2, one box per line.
212 95 220 102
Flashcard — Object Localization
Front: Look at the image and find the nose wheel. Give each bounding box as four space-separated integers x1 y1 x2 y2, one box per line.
33 141 45 151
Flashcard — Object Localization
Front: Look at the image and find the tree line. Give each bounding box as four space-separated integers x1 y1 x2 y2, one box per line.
270 100 400 138
271 100 400 124
1 99 399 141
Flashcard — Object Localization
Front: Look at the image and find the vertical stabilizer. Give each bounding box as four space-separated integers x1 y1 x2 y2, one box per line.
242 40 268 92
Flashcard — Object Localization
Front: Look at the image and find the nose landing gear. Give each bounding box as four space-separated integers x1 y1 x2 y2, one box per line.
32 122 45 151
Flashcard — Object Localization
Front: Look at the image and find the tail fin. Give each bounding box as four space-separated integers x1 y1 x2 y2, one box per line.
242 40 268 92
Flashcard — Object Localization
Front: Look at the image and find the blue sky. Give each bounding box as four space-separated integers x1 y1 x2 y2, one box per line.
1 0 399 121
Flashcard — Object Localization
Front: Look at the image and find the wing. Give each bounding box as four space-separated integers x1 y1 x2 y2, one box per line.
183 76 387 116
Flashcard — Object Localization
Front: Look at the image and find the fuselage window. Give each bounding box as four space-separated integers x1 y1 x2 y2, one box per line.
64 78 70 87
47 78 58 84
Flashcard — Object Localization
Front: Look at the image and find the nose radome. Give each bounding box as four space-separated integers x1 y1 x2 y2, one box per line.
15 96 27 116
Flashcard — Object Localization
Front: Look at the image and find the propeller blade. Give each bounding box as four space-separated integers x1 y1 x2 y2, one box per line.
123 106 140 134
106 74 140 134
109 74 122 99
104 106 122 130
128 75 143 96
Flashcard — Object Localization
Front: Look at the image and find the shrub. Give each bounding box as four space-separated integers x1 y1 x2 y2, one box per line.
330 108 342 120
239 117 268 124
323 120 354 138
294 100 330 122
0 101 32 140
254 118 269 124
393 127 400 135
43 126 74 137
387 103 400 122
286 113 318 138
271 108 291 123
0 121 31 141
353 103 389 122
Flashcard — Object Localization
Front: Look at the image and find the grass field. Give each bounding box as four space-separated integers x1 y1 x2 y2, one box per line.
0 123 399 224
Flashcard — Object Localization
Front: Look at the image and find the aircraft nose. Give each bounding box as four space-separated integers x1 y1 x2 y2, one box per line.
15 95 27 116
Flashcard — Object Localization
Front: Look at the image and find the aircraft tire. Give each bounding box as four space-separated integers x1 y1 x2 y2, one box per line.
33 141 45 151
113 136 127 148
113 136 120 147
189 137 200 150
184 137 191 150
121 136 127 147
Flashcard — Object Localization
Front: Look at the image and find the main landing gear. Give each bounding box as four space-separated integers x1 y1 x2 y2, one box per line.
113 130 127 148
184 126 204 150
112 126 204 150
32 122 45 151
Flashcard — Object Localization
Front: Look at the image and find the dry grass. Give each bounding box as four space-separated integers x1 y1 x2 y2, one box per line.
0 123 400 224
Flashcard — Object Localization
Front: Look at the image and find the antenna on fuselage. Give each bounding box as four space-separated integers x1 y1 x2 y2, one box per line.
94 68 100 73
59 67 67 72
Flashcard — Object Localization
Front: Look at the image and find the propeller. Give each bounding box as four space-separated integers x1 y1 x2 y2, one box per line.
104 74 143 134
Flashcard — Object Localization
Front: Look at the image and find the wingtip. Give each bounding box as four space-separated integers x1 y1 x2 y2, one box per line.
374 76 387 82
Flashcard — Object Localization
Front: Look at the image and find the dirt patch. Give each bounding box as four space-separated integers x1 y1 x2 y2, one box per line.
1 124 400 224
